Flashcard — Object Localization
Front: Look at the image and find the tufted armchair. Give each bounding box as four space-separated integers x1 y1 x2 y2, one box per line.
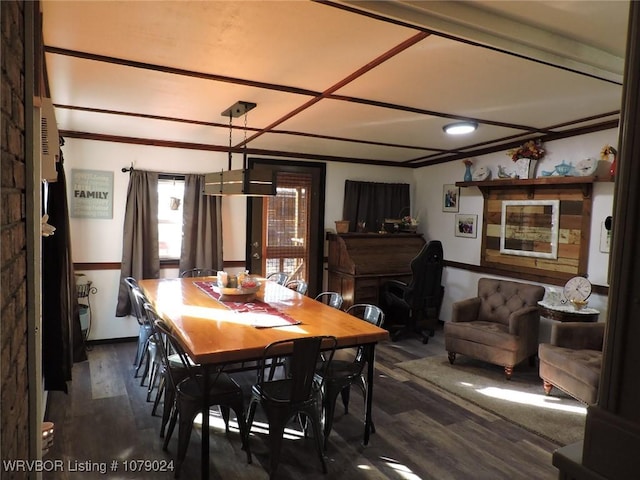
538 322 605 404
444 278 545 379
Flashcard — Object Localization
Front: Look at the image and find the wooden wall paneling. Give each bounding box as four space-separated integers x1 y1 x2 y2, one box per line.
459 178 594 283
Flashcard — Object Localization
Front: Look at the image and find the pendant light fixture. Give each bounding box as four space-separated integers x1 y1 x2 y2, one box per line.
204 101 276 196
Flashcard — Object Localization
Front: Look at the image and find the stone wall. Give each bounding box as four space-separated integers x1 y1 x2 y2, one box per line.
1 0 31 476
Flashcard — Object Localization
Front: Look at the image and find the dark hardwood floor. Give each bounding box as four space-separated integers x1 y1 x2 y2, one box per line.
44 327 561 479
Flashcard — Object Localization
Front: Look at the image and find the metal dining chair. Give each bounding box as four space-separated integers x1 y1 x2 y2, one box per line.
149 308 252 478
266 271 289 285
124 277 153 378
314 292 344 310
179 268 216 278
246 335 337 479
317 303 384 450
285 279 308 295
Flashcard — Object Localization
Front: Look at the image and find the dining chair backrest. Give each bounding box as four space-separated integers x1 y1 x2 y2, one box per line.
345 303 385 328
345 304 385 364
314 292 344 310
145 304 197 390
180 268 216 278
258 336 337 403
266 271 289 285
285 279 308 295
124 277 146 325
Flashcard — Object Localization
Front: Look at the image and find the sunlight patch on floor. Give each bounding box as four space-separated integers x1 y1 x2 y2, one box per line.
380 456 423 480
193 411 306 441
475 386 587 414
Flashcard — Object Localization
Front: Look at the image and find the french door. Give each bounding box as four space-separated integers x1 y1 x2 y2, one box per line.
247 159 325 296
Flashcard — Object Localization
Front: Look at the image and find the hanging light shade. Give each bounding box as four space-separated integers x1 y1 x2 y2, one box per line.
203 101 276 196
204 169 276 196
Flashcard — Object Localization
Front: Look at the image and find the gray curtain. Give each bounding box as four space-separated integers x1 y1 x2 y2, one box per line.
115 170 160 317
179 174 223 273
343 180 410 233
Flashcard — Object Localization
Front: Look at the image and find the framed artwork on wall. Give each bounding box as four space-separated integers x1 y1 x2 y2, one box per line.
443 184 460 212
499 200 559 259
455 214 477 238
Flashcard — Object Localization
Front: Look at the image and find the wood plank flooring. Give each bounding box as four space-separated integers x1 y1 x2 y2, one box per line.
44 327 562 479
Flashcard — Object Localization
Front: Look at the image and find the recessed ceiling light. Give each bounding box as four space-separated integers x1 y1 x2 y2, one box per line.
443 122 478 135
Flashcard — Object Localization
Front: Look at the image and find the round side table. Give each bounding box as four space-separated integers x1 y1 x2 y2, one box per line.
537 301 599 323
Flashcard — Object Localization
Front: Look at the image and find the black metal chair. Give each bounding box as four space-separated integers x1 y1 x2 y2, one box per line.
124 277 153 378
314 292 343 310
149 308 251 478
179 268 216 278
380 240 444 343
317 303 384 450
266 271 289 285
246 335 337 479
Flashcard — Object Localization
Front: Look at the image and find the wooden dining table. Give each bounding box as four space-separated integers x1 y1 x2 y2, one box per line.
138 277 389 479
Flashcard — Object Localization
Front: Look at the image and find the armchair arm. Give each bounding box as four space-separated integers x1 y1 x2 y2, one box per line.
551 322 605 351
451 297 481 323
381 279 410 299
508 306 541 355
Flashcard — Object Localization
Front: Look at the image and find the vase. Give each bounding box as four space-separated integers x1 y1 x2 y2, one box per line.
463 164 473 182
514 158 537 179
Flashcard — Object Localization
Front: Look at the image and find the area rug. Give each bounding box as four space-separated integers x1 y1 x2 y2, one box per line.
395 355 587 446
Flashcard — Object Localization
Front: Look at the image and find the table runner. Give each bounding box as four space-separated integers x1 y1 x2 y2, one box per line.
194 281 301 328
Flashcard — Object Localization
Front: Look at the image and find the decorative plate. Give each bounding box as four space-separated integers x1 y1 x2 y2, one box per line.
574 158 597 176
472 166 492 181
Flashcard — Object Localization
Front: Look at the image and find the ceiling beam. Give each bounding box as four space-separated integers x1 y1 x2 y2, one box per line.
332 0 625 84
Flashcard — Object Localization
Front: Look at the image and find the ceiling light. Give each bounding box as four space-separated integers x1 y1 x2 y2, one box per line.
204 101 276 196
443 122 478 135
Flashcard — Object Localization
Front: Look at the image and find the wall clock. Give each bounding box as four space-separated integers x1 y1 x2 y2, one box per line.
563 276 592 302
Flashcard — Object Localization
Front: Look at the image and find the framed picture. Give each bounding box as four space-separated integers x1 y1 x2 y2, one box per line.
455 214 478 238
443 184 460 212
500 200 559 259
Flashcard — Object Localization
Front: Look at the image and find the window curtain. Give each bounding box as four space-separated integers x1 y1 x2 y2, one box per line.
115 170 160 317
42 148 87 392
179 174 223 273
342 180 410 233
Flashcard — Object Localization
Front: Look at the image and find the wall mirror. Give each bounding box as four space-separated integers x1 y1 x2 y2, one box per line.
500 200 559 259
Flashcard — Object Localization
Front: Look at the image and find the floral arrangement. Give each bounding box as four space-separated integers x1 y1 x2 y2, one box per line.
600 144 617 160
507 139 545 162
462 159 473 167
401 215 418 227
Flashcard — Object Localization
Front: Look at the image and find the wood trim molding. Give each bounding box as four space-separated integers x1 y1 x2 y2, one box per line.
444 259 609 295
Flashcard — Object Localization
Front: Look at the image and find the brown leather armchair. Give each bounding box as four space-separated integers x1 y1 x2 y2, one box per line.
538 322 605 404
444 278 545 379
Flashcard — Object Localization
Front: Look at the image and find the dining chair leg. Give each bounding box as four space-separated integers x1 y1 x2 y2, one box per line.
163 406 178 451
264 411 287 480
305 408 328 474
152 375 165 416
340 385 351 414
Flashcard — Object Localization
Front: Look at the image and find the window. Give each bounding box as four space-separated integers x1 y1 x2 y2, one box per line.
157 177 185 259
264 173 311 280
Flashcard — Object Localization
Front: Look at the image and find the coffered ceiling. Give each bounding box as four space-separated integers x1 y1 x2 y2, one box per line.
42 1 630 168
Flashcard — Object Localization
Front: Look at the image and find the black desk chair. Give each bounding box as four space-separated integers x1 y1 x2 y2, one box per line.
380 240 444 344
246 335 337 479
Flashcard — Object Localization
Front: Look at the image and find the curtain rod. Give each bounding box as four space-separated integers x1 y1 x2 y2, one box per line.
120 164 187 179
